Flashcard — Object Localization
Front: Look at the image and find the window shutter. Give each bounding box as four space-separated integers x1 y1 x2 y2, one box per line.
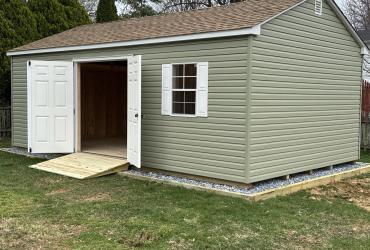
162 64 172 115
196 62 208 117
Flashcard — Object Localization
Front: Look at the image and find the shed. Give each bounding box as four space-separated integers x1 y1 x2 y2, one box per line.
7 0 368 183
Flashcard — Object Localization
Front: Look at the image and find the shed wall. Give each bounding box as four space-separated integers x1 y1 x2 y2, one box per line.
247 0 362 182
11 37 249 183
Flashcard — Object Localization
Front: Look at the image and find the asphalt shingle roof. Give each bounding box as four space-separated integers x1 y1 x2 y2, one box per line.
358 30 370 44
10 0 302 53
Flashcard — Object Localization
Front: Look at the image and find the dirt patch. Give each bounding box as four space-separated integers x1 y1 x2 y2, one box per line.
283 220 370 249
36 177 64 186
284 230 322 249
168 238 194 250
0 218 84 250
118 231 156 247
351 223 368 231
309 177 370 211
80 192 112 202
46 188 70 196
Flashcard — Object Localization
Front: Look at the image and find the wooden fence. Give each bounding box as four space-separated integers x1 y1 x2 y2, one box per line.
0 106 11 139
362 81 370 150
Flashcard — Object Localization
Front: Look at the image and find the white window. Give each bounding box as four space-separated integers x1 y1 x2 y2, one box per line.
162 62 208 117
315 0 322 15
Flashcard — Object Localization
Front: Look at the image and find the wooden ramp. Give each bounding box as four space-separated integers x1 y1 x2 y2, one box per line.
30 153 129 179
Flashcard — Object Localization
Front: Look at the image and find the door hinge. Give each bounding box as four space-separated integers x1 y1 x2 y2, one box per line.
28 61 31 66
73 109 75 115
29 148 32 153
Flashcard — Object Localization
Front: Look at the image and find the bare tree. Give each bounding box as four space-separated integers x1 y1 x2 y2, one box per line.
80 0 99 20
345 0 370 30
160 0 241 13
363 55 370 78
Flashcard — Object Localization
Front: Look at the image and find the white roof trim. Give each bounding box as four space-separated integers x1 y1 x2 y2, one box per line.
327 0 368 55
362 47 369 55
7 25 261 56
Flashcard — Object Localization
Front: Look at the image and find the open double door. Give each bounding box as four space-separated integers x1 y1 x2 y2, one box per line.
27 56 142 168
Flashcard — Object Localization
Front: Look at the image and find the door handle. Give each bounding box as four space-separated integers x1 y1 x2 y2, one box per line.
135 113 138 118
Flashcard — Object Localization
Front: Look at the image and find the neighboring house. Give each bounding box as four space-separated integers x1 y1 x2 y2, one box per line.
358 30 370 82
7 0 368 184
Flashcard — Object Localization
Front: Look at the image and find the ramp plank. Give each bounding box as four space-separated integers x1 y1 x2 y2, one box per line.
30 153 129 179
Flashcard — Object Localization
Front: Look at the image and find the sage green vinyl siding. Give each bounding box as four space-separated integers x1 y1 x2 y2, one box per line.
11 37 249 183
11 0 364 184
247 0 362 182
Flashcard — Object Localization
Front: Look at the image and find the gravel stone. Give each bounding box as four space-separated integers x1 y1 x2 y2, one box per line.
2 147 368 195
0 147 63 160
127 162 369 195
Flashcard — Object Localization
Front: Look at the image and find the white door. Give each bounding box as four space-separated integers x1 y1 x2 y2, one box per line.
127 55 142 167
28 60 74 153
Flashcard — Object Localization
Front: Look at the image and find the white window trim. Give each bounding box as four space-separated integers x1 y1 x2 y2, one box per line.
170 113 197 118
162 62 208 117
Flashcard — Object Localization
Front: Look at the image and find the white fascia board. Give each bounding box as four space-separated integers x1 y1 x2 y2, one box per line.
7 25 261 56
327 0 368 55
362 46 369 55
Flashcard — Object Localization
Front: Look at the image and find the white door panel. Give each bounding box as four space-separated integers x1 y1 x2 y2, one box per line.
28 60 74 153
127 55 142 167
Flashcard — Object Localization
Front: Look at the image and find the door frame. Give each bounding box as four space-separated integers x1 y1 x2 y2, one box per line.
72 55 132 154
27 61 32 152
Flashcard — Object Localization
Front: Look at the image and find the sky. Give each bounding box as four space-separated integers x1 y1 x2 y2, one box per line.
335 0 346 10
115 0 349 15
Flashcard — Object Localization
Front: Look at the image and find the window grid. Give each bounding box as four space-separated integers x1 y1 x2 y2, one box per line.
172 64 197 115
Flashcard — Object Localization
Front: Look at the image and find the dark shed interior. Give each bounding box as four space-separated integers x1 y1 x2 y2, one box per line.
80 61 127 158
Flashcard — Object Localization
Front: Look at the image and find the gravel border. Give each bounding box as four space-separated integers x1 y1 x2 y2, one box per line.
0 147 64 160
127 162 369 195
2 146 369 195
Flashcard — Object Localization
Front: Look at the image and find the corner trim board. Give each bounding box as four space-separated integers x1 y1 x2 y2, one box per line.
10 56 13 147
245 36 254 183
26 61 32 152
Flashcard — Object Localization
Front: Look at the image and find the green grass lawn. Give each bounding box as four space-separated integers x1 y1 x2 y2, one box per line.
0 145 369 249
0 137 11 148
360 150 370 163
